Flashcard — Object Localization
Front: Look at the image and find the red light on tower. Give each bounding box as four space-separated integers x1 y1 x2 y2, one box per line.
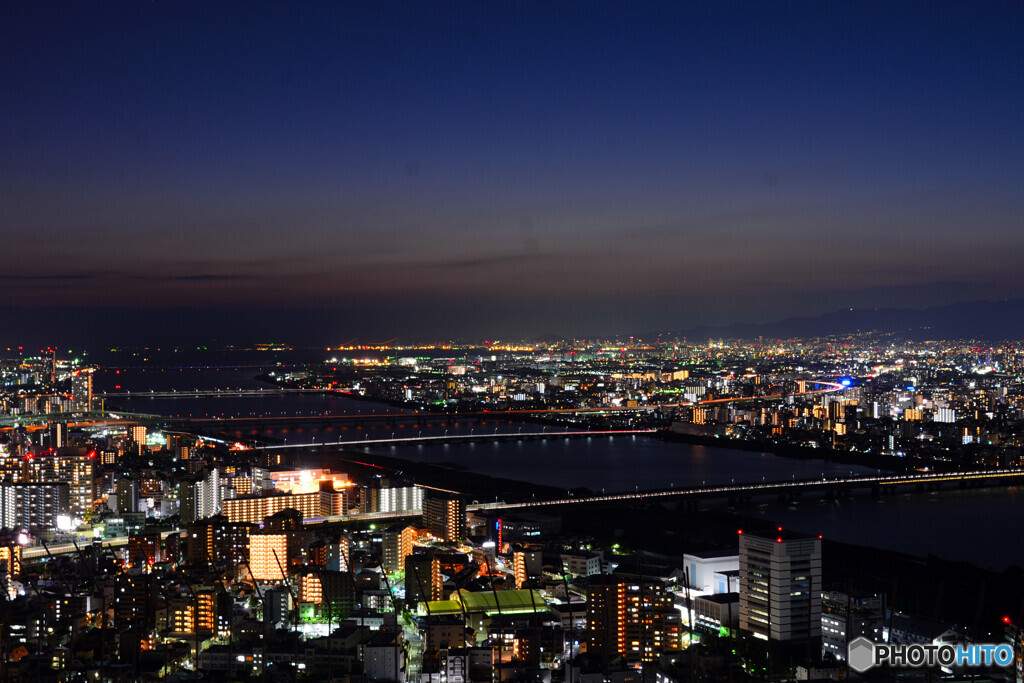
1003 616 1012 624
737 529 743 535
777 526 783 532
776 537 782 543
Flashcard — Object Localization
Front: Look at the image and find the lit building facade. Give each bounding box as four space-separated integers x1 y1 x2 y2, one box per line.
364 484 423 513
739 531 822 642
423 494 466 542
221 490 343 524
405 554 443 606
249 533 289 582
0 482 71 530
25 448 94 517
585 575 681 665
382 524 417 572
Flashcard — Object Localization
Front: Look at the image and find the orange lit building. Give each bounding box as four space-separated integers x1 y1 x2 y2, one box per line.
249 533 289 582
405 554 442 605
0 543 22 578
167 590 215 636
422 494 466 542
269 469 351 494
383 524 417 572
299 572 323 605
585 575 680 665
221 489 344 524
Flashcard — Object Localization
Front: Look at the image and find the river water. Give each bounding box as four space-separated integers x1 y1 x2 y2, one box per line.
98 365 1024 570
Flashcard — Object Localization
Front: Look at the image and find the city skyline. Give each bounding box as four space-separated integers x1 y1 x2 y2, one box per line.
3 1 1023 343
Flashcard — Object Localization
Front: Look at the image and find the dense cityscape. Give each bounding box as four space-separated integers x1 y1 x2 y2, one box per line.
0 335 1021 681
5 1 1023 681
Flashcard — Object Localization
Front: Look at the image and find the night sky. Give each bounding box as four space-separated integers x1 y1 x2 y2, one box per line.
2 2 1022 344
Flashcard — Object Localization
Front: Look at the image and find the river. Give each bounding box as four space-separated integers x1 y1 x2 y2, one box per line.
100 365 1024 570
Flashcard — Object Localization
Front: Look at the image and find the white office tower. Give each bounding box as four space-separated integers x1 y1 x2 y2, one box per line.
739 530 821 642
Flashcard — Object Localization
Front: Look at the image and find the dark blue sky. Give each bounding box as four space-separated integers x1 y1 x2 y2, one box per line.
2 1 1022 342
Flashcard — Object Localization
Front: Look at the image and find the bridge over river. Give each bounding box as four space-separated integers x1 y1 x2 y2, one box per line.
468 467 1024 511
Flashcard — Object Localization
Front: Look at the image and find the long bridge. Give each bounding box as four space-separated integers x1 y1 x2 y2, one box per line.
469 467 1024 511
252 428 656 450
163 380 846 428
96 388 326 399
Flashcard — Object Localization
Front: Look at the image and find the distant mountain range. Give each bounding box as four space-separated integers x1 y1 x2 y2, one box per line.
641 297 1024 343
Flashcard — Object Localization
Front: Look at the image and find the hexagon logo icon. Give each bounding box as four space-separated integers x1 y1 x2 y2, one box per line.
848 636 876 673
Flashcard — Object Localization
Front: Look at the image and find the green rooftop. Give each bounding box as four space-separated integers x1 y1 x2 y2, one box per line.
418 589 549 617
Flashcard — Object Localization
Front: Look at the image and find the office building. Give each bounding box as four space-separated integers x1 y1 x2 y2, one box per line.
738 530 821 642
682 550 739 595
693 593 740 635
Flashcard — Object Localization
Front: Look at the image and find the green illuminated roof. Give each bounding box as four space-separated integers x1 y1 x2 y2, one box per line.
419 589 548 617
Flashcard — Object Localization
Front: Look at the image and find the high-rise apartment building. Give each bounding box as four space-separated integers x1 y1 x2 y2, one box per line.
512 546 543 589
48 423 68 449
422 494 466 542
738 530 821 642
186 515 253 566
405 553 443 606
220 489 342 524
586 574 625 661
363 484 424 513
249 533 289 582
126 425 147 457
180 468 222 523
383 524 417 572
71 371 93 411
116 476 140 514
585 575 681 665
26 447 94 517
0 482 71 530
